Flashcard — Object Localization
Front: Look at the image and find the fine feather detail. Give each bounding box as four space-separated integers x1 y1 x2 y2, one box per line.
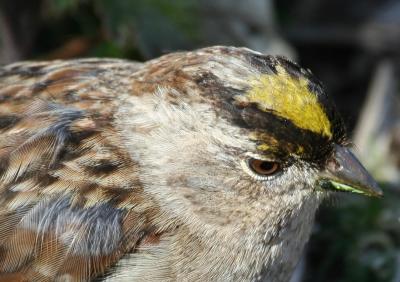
0 47 338 281
0 96 159 280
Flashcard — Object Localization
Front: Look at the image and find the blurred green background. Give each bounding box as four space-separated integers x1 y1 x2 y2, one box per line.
1 1 399 281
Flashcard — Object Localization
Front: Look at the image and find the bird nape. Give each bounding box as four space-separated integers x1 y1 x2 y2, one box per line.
0 46 381 281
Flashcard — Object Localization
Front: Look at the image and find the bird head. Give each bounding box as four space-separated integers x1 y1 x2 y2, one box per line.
119 46 382 232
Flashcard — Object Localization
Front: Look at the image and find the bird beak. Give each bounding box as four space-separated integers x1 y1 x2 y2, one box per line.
318 144 383 197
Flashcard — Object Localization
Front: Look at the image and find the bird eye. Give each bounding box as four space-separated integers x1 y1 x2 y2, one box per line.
248 158 281 176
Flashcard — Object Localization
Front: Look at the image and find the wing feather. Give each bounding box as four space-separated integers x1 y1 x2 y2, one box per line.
0 59 159 281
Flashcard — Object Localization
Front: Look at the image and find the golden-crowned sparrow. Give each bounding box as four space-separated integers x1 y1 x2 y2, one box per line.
0 46 382 281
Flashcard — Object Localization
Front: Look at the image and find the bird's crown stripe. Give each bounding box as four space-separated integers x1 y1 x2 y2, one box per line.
245 65 332 138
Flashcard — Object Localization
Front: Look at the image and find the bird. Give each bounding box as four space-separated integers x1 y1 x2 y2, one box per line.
0 46 382 282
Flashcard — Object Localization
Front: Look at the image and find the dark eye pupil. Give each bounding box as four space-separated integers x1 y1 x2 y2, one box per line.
259 161 274 171
249 158 280 176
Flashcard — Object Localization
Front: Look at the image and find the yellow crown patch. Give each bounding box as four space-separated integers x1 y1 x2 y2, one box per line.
245 66 332 138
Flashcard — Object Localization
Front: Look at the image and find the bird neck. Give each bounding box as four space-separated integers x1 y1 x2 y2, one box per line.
105 193 321 282
167 193 322 282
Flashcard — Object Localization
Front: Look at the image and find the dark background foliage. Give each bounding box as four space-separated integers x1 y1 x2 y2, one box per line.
1 1 399 281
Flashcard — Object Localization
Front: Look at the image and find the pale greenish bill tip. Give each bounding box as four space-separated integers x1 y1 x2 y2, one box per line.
319 179 383 198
